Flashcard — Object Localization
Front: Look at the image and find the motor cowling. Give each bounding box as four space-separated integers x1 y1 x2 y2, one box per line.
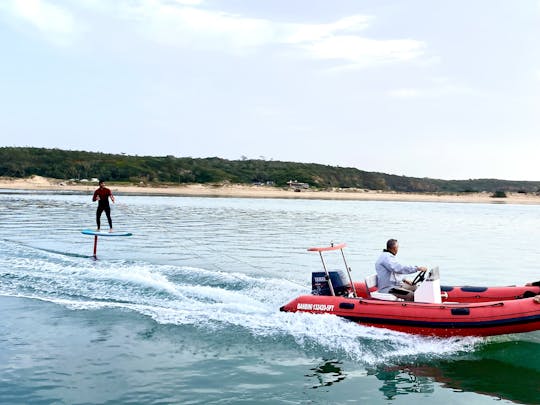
312 271 351 296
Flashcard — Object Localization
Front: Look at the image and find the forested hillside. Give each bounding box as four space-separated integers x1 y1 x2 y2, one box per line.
1 147 539 193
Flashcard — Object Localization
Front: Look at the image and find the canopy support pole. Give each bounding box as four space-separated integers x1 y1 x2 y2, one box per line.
340 247 358 298
318 251 336 296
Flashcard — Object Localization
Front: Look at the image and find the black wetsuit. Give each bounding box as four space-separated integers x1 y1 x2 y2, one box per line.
93 187 113 229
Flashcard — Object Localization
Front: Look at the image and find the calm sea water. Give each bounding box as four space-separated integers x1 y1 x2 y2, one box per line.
1 191 539 405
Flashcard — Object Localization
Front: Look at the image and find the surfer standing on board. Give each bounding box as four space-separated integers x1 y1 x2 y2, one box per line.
93 180 115 232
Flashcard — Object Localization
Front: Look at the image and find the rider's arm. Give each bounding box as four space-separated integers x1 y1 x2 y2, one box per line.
386 255 424 275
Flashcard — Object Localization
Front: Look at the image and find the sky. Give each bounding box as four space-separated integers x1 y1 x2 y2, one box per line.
0 0 539 181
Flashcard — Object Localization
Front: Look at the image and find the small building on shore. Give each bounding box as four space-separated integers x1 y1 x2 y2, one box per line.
287 180 309 191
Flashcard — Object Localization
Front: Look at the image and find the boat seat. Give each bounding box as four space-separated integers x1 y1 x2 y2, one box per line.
370 291 401 301
364 274 378 298
365 274 404 301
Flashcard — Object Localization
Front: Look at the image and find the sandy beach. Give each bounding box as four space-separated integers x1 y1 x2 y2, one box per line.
2 175 540 204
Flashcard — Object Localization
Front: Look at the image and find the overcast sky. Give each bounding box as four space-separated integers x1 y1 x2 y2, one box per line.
1 0 539 180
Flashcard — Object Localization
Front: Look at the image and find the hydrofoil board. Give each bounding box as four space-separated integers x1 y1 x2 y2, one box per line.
81 229 132 237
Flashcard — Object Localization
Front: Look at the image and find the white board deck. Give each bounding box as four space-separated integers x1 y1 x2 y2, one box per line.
81 229 132 237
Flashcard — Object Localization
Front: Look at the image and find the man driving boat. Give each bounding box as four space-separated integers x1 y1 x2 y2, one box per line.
375 239 427 301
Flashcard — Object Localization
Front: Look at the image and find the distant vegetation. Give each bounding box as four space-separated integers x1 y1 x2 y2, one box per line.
2 147 540 193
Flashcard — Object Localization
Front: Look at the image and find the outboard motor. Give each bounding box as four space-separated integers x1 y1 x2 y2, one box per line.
312 271 351 296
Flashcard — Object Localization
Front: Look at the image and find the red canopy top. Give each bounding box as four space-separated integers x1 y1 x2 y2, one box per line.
307 243 346 252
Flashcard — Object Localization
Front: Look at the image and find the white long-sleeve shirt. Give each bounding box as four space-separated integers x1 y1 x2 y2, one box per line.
375 251 419 293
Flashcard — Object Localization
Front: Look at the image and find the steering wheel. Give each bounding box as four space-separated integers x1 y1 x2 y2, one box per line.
411 270 427 285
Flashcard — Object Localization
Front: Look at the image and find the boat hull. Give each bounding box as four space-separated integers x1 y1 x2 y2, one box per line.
280 295 540 337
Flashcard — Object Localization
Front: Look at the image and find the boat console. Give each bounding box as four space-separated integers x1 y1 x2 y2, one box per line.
414 267 442 303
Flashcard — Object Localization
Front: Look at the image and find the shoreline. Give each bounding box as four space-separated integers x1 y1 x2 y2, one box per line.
2 176 540 204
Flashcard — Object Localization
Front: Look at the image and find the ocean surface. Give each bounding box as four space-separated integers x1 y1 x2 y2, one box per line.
1 190 539 405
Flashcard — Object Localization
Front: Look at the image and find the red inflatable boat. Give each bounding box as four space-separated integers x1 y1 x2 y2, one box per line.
280 243 540 337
